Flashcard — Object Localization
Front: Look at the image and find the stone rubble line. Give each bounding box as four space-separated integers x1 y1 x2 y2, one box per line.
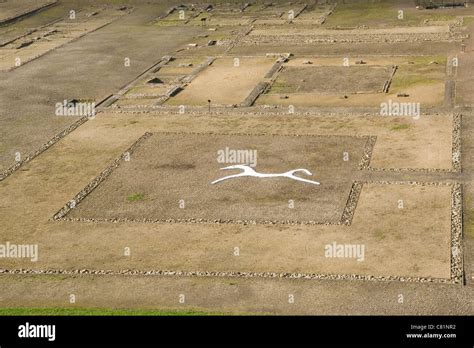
358 136 377 170
108 104 454 117
109 130 371 139
51 132 373 226
450 183 463 284
382 65 398 93
241 25 468 46
0 268 456 285
56 216 342 226
451 113 462 172
340 182 363 226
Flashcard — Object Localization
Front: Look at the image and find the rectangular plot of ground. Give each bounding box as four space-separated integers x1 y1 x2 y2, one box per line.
259 55 446 107
270 66 390 94
347 183 453 280
39 182 454 282
65 133 369 224
165 57 275 106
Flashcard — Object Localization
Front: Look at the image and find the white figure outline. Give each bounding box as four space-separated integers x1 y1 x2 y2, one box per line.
211 165 320 185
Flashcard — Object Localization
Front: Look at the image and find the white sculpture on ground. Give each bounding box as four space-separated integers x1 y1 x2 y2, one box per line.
211 165 320 185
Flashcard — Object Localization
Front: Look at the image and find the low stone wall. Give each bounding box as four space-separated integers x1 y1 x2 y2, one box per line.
0 266 456 285
0 0 58 26
358 136 377 170
340 182 363 226
240 81 269 107
382 65 398 93
242 27 464 45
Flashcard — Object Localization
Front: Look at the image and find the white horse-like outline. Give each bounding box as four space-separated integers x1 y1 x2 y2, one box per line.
211 164 320 185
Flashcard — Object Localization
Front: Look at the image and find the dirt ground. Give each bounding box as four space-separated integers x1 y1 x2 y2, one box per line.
166 57 275 106
66 133 367 224
270 65 390 94
0 273 471 315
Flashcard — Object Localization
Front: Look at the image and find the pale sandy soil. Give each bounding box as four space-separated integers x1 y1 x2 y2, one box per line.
165 57 275 105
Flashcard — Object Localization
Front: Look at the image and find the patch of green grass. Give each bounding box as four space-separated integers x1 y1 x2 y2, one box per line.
391 124 410 131
373 230 385 240
390 59 445 90
407 55 447 65
463 16 474 26
126 192 144 202
0 307 228 316
391 74 438 89
268 78 296 94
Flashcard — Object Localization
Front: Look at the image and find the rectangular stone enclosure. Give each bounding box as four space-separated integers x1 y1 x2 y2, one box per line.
270 66 391 94
66 133 369 224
